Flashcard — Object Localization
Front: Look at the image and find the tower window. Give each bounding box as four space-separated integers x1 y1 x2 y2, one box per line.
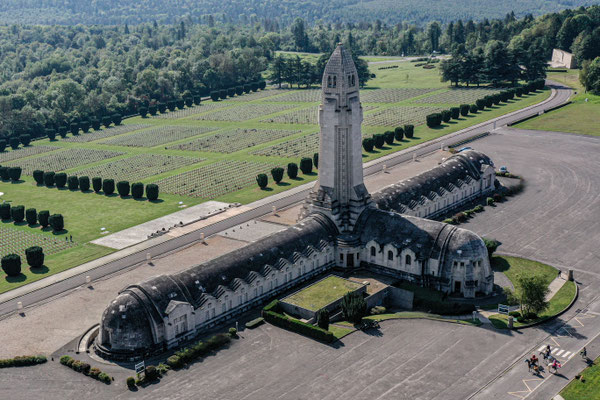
332 75 337 88
387 250 393 261
352 75 355 86
370 246 376 257
348 74 355 87
327 76 332 88
405 255 412 265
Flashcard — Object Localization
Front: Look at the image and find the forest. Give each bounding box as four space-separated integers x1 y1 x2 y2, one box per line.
0 0 597 25
0 6 599 141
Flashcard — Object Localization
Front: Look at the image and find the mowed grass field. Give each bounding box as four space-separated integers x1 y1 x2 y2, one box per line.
0 58 550 293
517 68 600 136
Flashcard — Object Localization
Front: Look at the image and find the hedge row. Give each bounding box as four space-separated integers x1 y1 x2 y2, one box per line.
59 355 111 384
256 153 318 189
1 247 46 276
261 300 335 343
0 203 62 231
166 333 232 369
362 124 414 152
140 96 202 117
0 166 22 181
0 355 47 368
210 81 266 101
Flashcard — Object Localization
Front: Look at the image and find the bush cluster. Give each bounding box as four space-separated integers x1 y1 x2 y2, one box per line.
262 300 335 343
362 125 413 153
0 203 58 230
59 355 111 383
166 333 232 369
0 166 21 182
245 317 264 329
210 81 265 101
0 355 47 368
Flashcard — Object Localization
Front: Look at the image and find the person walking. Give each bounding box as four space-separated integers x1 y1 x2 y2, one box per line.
580 347 587 360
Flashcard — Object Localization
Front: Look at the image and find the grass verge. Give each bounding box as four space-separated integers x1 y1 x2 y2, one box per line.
560 355 600 400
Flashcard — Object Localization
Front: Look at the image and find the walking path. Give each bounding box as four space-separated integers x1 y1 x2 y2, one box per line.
0 81 572 318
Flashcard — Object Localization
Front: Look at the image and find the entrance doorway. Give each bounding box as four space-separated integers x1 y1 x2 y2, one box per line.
454 281 461 292
347 254 354 268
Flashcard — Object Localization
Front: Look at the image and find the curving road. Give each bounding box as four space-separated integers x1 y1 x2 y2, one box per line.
0 81 572 318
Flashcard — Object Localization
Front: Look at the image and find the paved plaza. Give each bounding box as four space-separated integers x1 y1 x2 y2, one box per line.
0 127 599 399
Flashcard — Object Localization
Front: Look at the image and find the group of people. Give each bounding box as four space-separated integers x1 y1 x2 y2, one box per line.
525 345 562 374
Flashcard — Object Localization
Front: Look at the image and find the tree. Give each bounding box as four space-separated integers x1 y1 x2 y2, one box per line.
482 237 500 260
112 114 122 125
384 131 395 145
518 275 549 317
131 182 144 199
20 134 31 146
580 57 600 95
38 210 50 228
503 287 519 306
362 138 374 152
58 126 68 138
25 208 37 226
11 205 24 223
460 104 470 116
267 55 287 88
92 177 102 192
271 167 284 184
373 134 385 149
0 139 6 151
103 179 115 195
404 125 414 138
139 107 148 118
80 121 90 133
79 176 90 191
25 246 44 269
287 162 298 179
49 214 64 232
55 172 67 188
210 91 219 101
450 107 460 119
341 291 367 324
102 116 112 128
427 22 442 52
0 203 10 220
426 113 442 127
291 18 309 51
69 122 79 136
146 184 159 201
117 181 130 197
316 308 329 330
1 254 21 277
8 167 21 181
0 167 8 181
394 127 404 141
9 137 20 150
441 110 452 123
440 56 463 87
256 173 268 189
67 176 79 190
299 157 313 174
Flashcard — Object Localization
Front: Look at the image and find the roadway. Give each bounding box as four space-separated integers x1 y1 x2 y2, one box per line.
0 81 572 318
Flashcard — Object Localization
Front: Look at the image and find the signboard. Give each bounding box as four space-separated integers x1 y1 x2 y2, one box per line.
498 304 510 315
135 361 145 374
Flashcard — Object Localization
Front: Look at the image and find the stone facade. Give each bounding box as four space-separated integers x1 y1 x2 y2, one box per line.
96 44 493 359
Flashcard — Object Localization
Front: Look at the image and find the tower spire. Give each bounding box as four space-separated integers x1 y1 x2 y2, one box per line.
300 44 372 233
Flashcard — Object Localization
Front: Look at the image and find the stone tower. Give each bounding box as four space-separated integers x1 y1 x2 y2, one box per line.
300 44 372 233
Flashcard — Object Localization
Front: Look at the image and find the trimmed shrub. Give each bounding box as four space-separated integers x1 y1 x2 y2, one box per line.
251 82 259 92
300 157 313 174
1 254 21 277
243 83 251 93
144 365 159 381
139 107 148 118
149 104 158 115
450 107 460 119
441 110 452 123
33 170 44 185
146 184 159 201
460 104 470 116
8 167 21 181
158 102 167 113
0 355 47 368
70 122 79 136
25 208 37 225
79 176 90 191
493 192 503 202
486 197 495 206
9 137 20 149
210 91 219 101
515 86 524 97
49 214 64 232
92 177 102 193
227 88 236 97
98 372 111 384
362 137 374 152
0 166 8 180
474 205 484 212
341 291 367 324
67 176 79 190
38 210 49 228
484 95 494 108
313 152 319 169
258 81 267 90
11 205 24 223
256 173 268 189
492 94 502 105
426 113 442 128
316 308 330 330
0 203 10 220
102 116 112 128
58 126 68 138
384 130 395 145
55 172 67 188
394 126 404 141
0 139 6 151
235 86 244 96
184 97 193 107
25 246 44 269
218 89 227 100
373 133 385 148
131 182 144 199
287 162 298 179
476 99 486 110
193 95 202 105
166 355 183 369
228 327 238 337
126 376 136 388
117 181 130 197
20 134 31 146
453 212 467 223
91 118 101 131
469 104 478 113
271 167 284 184
80 121 90 133
245 317 264 329
112 114 122 125
102 179 115 195
45 129 56 141
176 99 185 109
262 301 335 343
89 367 101 378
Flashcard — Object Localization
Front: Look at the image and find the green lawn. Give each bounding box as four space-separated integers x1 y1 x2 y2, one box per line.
328 324 355 339
517 68 600 136
560 356 600 400
364 311 482 326
283 275 363 311
492 255 557 293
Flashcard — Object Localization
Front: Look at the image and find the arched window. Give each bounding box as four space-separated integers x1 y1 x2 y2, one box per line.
370 246 376 257
327 76 332 88
405 254 412 265
332 75 337 87
351 75 356 86
387 250 393 261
